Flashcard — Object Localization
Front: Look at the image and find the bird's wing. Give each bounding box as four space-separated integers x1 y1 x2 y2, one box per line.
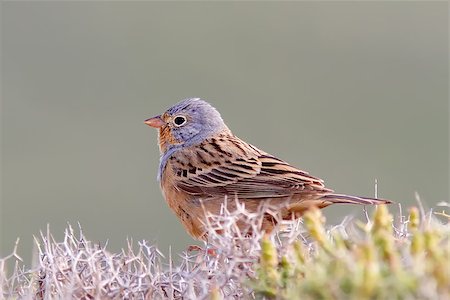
169 133 332 198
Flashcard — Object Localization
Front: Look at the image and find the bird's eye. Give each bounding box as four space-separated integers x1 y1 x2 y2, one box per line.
173 115 187 127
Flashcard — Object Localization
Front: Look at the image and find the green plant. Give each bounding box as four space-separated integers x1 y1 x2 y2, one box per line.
252 205 449 300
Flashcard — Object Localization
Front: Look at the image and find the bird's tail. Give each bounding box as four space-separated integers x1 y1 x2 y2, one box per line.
320 194 393 205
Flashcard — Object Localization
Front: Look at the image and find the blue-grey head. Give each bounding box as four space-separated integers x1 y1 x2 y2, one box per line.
145 98 229 155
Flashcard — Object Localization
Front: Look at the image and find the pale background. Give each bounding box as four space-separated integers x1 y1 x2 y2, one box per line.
1 2 448 265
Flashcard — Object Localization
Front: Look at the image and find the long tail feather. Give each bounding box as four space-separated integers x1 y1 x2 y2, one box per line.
321 194 393 205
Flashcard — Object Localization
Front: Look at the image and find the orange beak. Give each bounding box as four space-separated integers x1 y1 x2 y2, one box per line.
144 115 165 128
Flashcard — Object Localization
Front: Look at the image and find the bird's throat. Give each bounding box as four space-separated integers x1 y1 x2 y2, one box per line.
158 126 181 154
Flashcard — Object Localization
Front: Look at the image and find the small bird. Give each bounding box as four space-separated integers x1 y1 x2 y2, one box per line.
145 98 391 239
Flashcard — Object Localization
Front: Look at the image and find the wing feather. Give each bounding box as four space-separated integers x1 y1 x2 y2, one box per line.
168 133 331 198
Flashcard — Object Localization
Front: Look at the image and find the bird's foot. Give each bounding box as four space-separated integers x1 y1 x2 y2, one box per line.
187 244 217 256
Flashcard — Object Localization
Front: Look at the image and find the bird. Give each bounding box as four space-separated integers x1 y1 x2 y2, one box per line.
145 98 391 240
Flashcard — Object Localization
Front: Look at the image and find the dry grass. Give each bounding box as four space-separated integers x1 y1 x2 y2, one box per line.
1 200 449 299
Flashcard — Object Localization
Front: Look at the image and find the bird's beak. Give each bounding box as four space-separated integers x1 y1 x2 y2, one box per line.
144 115 165 128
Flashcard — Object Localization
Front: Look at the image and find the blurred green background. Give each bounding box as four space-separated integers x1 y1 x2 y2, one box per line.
1 2 448 265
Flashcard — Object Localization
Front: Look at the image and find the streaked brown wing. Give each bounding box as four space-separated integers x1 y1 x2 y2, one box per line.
171 134 332 198
228 154 333 198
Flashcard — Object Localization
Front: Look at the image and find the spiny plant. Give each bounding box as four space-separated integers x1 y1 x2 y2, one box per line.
252 205 450 300
0 200 449 299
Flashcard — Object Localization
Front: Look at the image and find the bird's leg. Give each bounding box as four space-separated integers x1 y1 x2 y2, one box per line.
187 242 217 256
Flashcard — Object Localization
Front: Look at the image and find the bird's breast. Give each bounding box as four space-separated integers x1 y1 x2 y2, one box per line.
160 159 207 239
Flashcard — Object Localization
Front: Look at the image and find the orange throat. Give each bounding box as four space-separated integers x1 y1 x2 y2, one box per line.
158 126 180 153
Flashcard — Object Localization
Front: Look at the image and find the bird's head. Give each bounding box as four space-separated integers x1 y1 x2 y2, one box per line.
145 98 229 153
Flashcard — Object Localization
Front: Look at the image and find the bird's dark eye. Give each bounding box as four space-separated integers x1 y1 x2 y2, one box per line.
173 115 187 127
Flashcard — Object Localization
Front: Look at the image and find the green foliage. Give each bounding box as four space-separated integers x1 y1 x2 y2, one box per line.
252 206 450 300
